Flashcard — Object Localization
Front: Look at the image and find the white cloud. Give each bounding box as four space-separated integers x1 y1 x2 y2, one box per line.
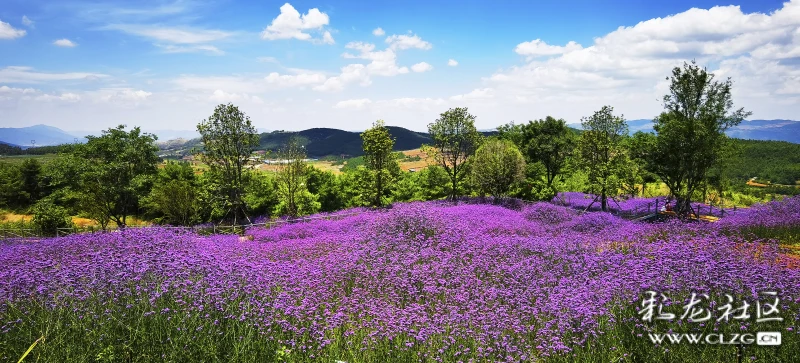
172 75 267 93
372 27 385 36
0 66 107 84
0 20 26 39
314 64 371 92
156 44 223 55
514 39 582 57
385 33 432 50
374 97 447 109
210 90 263 104
334 98 372 109
21 16 34 28
261 3 333 44
342 41 410 77
36 93 82 102
448 59 458 66
265 71 327 87
449 88 495 101
104 24 232 44
0 85 37 94
411 62 433 73
53 39 78 47
482 1 800 122
321 31 335 45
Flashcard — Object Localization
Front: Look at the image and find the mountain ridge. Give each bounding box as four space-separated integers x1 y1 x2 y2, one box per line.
3 120 798 158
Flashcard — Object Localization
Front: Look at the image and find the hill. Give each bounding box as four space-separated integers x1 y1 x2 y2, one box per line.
626 119 800 143
0 124 83 147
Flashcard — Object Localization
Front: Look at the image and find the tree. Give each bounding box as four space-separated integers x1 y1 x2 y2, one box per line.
73 125 159 228
0 163 25 208
498 117 575 199
196 103 259 224
577 106 629 212
20 159 42 204
470 138 526 199
649 61 751 217
627 131 658 196
244 172 281 217
425 107 482 201
392 171 423 202
305 166 347 212
360 120 399 206
417 166 451 200
276 136 308 217
31 200 73 236
523 117 576 188
143 162 205 226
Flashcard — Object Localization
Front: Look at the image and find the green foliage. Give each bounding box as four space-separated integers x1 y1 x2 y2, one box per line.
276 136 309 218
577 105 630 211
0 162 25 208
339 156 364 172
426 107 483 201
649 61 751 216
19 159 42 204
143 162 206 226
243 172 281 217
360 120 399 206
470 138 526 198
416 166 451 201
723 139 800 185
274 189 320 217
392 171 423 202
196 103 260 224
31 200 73 236
305 166 348 212
71 125 159 228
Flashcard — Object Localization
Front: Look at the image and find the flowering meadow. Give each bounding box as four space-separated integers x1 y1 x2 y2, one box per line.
1 197 800 362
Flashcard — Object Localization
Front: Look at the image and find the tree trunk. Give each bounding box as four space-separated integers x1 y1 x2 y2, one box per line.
601 188 608 212
451 176 457 202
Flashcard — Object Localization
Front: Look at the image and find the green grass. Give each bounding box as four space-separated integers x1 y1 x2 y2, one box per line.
0 154 59 165
2 289 797 362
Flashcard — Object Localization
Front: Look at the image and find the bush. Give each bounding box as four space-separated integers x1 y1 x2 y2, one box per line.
31 201 73 236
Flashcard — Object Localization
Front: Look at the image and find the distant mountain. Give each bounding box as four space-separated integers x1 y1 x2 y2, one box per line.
0 124 84 147
621 119 800 144
255 127 432 158
726 120 800 143
254 126 500 158
70 129 202 141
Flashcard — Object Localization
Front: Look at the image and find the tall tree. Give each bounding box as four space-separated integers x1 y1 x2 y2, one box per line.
650 61 751 217
0 163 25 208
360 120 399 207
470 138 526 199
523 117 576 188
20 158 42 204
577 106 629 212
425 107 482 201
73 125 159 228
627 131 659 196
276 136 308 218
196 103 259 224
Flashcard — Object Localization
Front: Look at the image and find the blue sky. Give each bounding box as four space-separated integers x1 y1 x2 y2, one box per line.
0 0 798 133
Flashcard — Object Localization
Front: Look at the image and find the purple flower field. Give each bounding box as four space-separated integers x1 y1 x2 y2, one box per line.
1 198 799 362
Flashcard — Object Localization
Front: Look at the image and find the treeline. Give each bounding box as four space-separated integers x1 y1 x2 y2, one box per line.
0 143 75 156
0 61 794 230
725 139 800 185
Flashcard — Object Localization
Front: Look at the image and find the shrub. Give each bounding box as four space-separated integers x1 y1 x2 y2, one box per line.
31 201 73 236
